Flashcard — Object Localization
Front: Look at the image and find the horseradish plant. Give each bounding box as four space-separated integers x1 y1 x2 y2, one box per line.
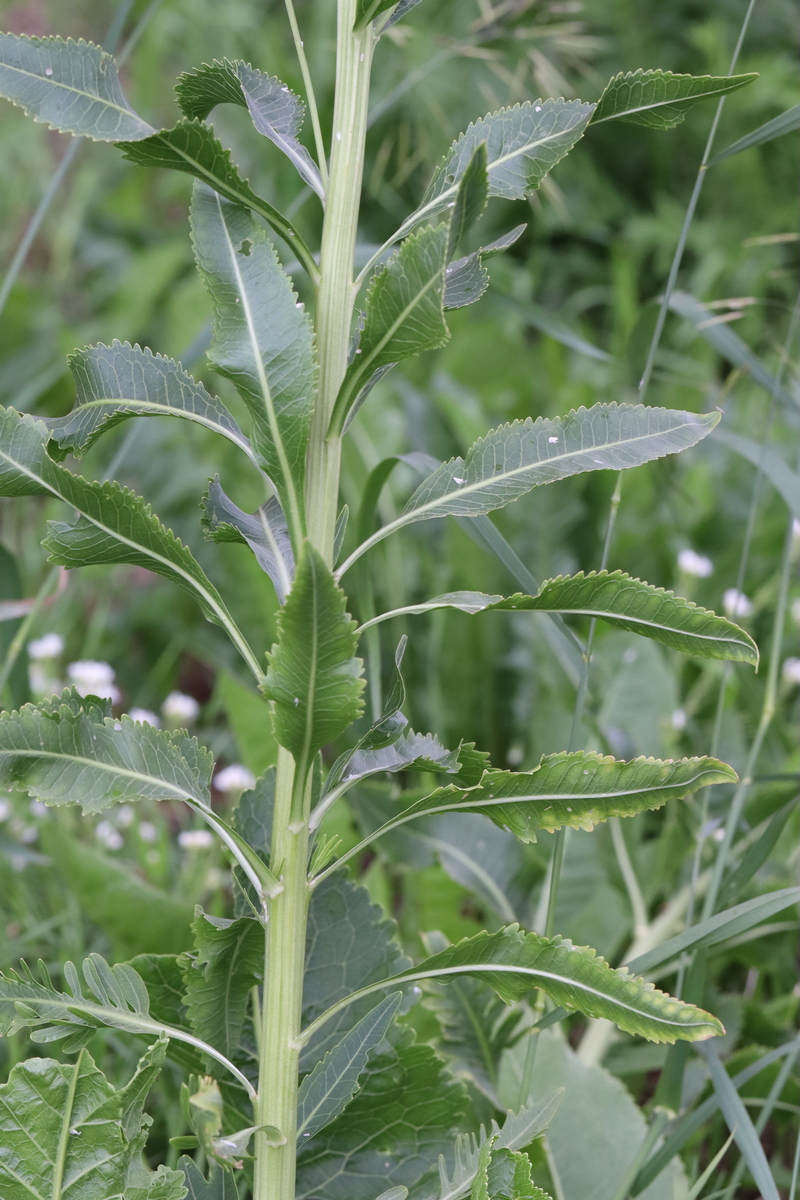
0 6 758 1200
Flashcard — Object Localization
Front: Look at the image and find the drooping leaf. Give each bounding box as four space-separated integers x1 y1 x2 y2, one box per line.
399 100 594 240
711 102 800 163
361 570 758 664
334 224 450 433
444 255 490 310
180 908 263 1060
179 1157 241 1200
297 993 403 1140
448 141 489 262
0 953 255 1094
191 183 317 540
176 59 323 197
338 404 719 574
0 407 259 676
432 1099 560 1200
119 120 318 277
0 33 155 140
264 544 365 766
302 871 410 1071
373 927 724 1043
45 340 253 464
202 476 295 603
296 1024 470 1200
590 68 758 129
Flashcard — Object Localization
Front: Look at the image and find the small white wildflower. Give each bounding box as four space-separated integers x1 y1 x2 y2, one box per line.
782 657 800 685
27 632 64 660
162 691 200 726
0 798 11 822
671 708 688 731
127 707 161 727
96 820 123 851
28 664 62 697
29 800 49 818
178 829 214 850
506 746 524 767
712 827 725 842
138 821 158 844
114 805 135 829
723 588 753 619
677 548 714 578
67 660 120 702
214 764 256 794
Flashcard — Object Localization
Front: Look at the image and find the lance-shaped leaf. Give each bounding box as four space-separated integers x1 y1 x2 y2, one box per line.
44 340 254 464
176 59 323 198
121 118 318 278
333 224 450 434
398 100 594 241
297 993 403 1141
181 908 263 1061
590 68 758 129
179 1157 240 1200
0 406 260 676
202 476 295 603
0 1043 187 1200
360 570 758 665
0 954 256 1095
338 404 719 575
265 544 365 764
711 102 800 164
191 183 317 542
303 928 725 1047
0 33 155 140
448 142 489 262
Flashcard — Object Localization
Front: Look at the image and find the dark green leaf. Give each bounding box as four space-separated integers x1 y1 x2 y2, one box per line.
354 0 399 29
179 1156 240 1200
711 102 800 163
45 340 253 464
176 59 323 197
191 183 317 540
697 1043 780 1200
718 800 797 908
181 907 263 1060
0 33 154 140
591 68 758 128
433 1099 560 1200
448 142 489 261
264 544 365 764
297 992 403 1140
202 476 295 603
444 255 490 310
119 120 318 277
338 404 720 574
485 1148 551 1200
361 570 758 665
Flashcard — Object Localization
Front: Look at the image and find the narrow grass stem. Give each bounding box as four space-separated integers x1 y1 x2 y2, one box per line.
284 0 330 190
0 566 62 701
610 817 648 940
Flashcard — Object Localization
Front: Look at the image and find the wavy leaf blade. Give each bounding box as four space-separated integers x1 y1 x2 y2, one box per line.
394 927 724 1043
191 183 316 539
0 33 154 140
265 545 365 763
181 909 263 1060
591 68 758 129
202 476 295 603
47 340 252 461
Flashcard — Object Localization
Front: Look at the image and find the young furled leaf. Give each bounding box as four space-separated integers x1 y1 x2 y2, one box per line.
0 33 155 140
296 992 403 1140
202 476 295 604
338 405 720 574
360 570 759 665
180 908 263 1061
46 340 254 464
119 120 319 278
176 59 324 198
333 224 450 434
591 68 758 129
264 544 365 767
191 183 317 543
354 0 399 29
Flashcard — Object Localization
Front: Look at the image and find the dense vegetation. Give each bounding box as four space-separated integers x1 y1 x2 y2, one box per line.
0 1 798 1198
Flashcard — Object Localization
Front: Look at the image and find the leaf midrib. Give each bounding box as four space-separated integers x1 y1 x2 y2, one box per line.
0 54 153 129
64 395 255 461
592 80 748 125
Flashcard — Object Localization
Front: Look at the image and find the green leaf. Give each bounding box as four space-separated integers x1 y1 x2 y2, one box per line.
354 0 399 29
191 183 317 541
337 404 720 574
333 224 449 434
496 293 611 362
384 928 724 1043
181 908 263 1061
385 0 424 26
0 407 259 677
698 1043 781 1200
590 68 758 128
401 100 594 239
179 1157 240 1200
485 1149 551 1200
0 953 256 1096
448 142 489 262
297 992 403 1140
0 33 155 140
711 102 800 163
119 120 318 278
45 340 254 464
431 1099 559 1200
444 255 490 311
715 430 800 521
361 570 758 665
202 476 295 603
176 59 323 197
302 872 410 1071
295 1025 469 1200
130 1166 191 1199
264 543 365 765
